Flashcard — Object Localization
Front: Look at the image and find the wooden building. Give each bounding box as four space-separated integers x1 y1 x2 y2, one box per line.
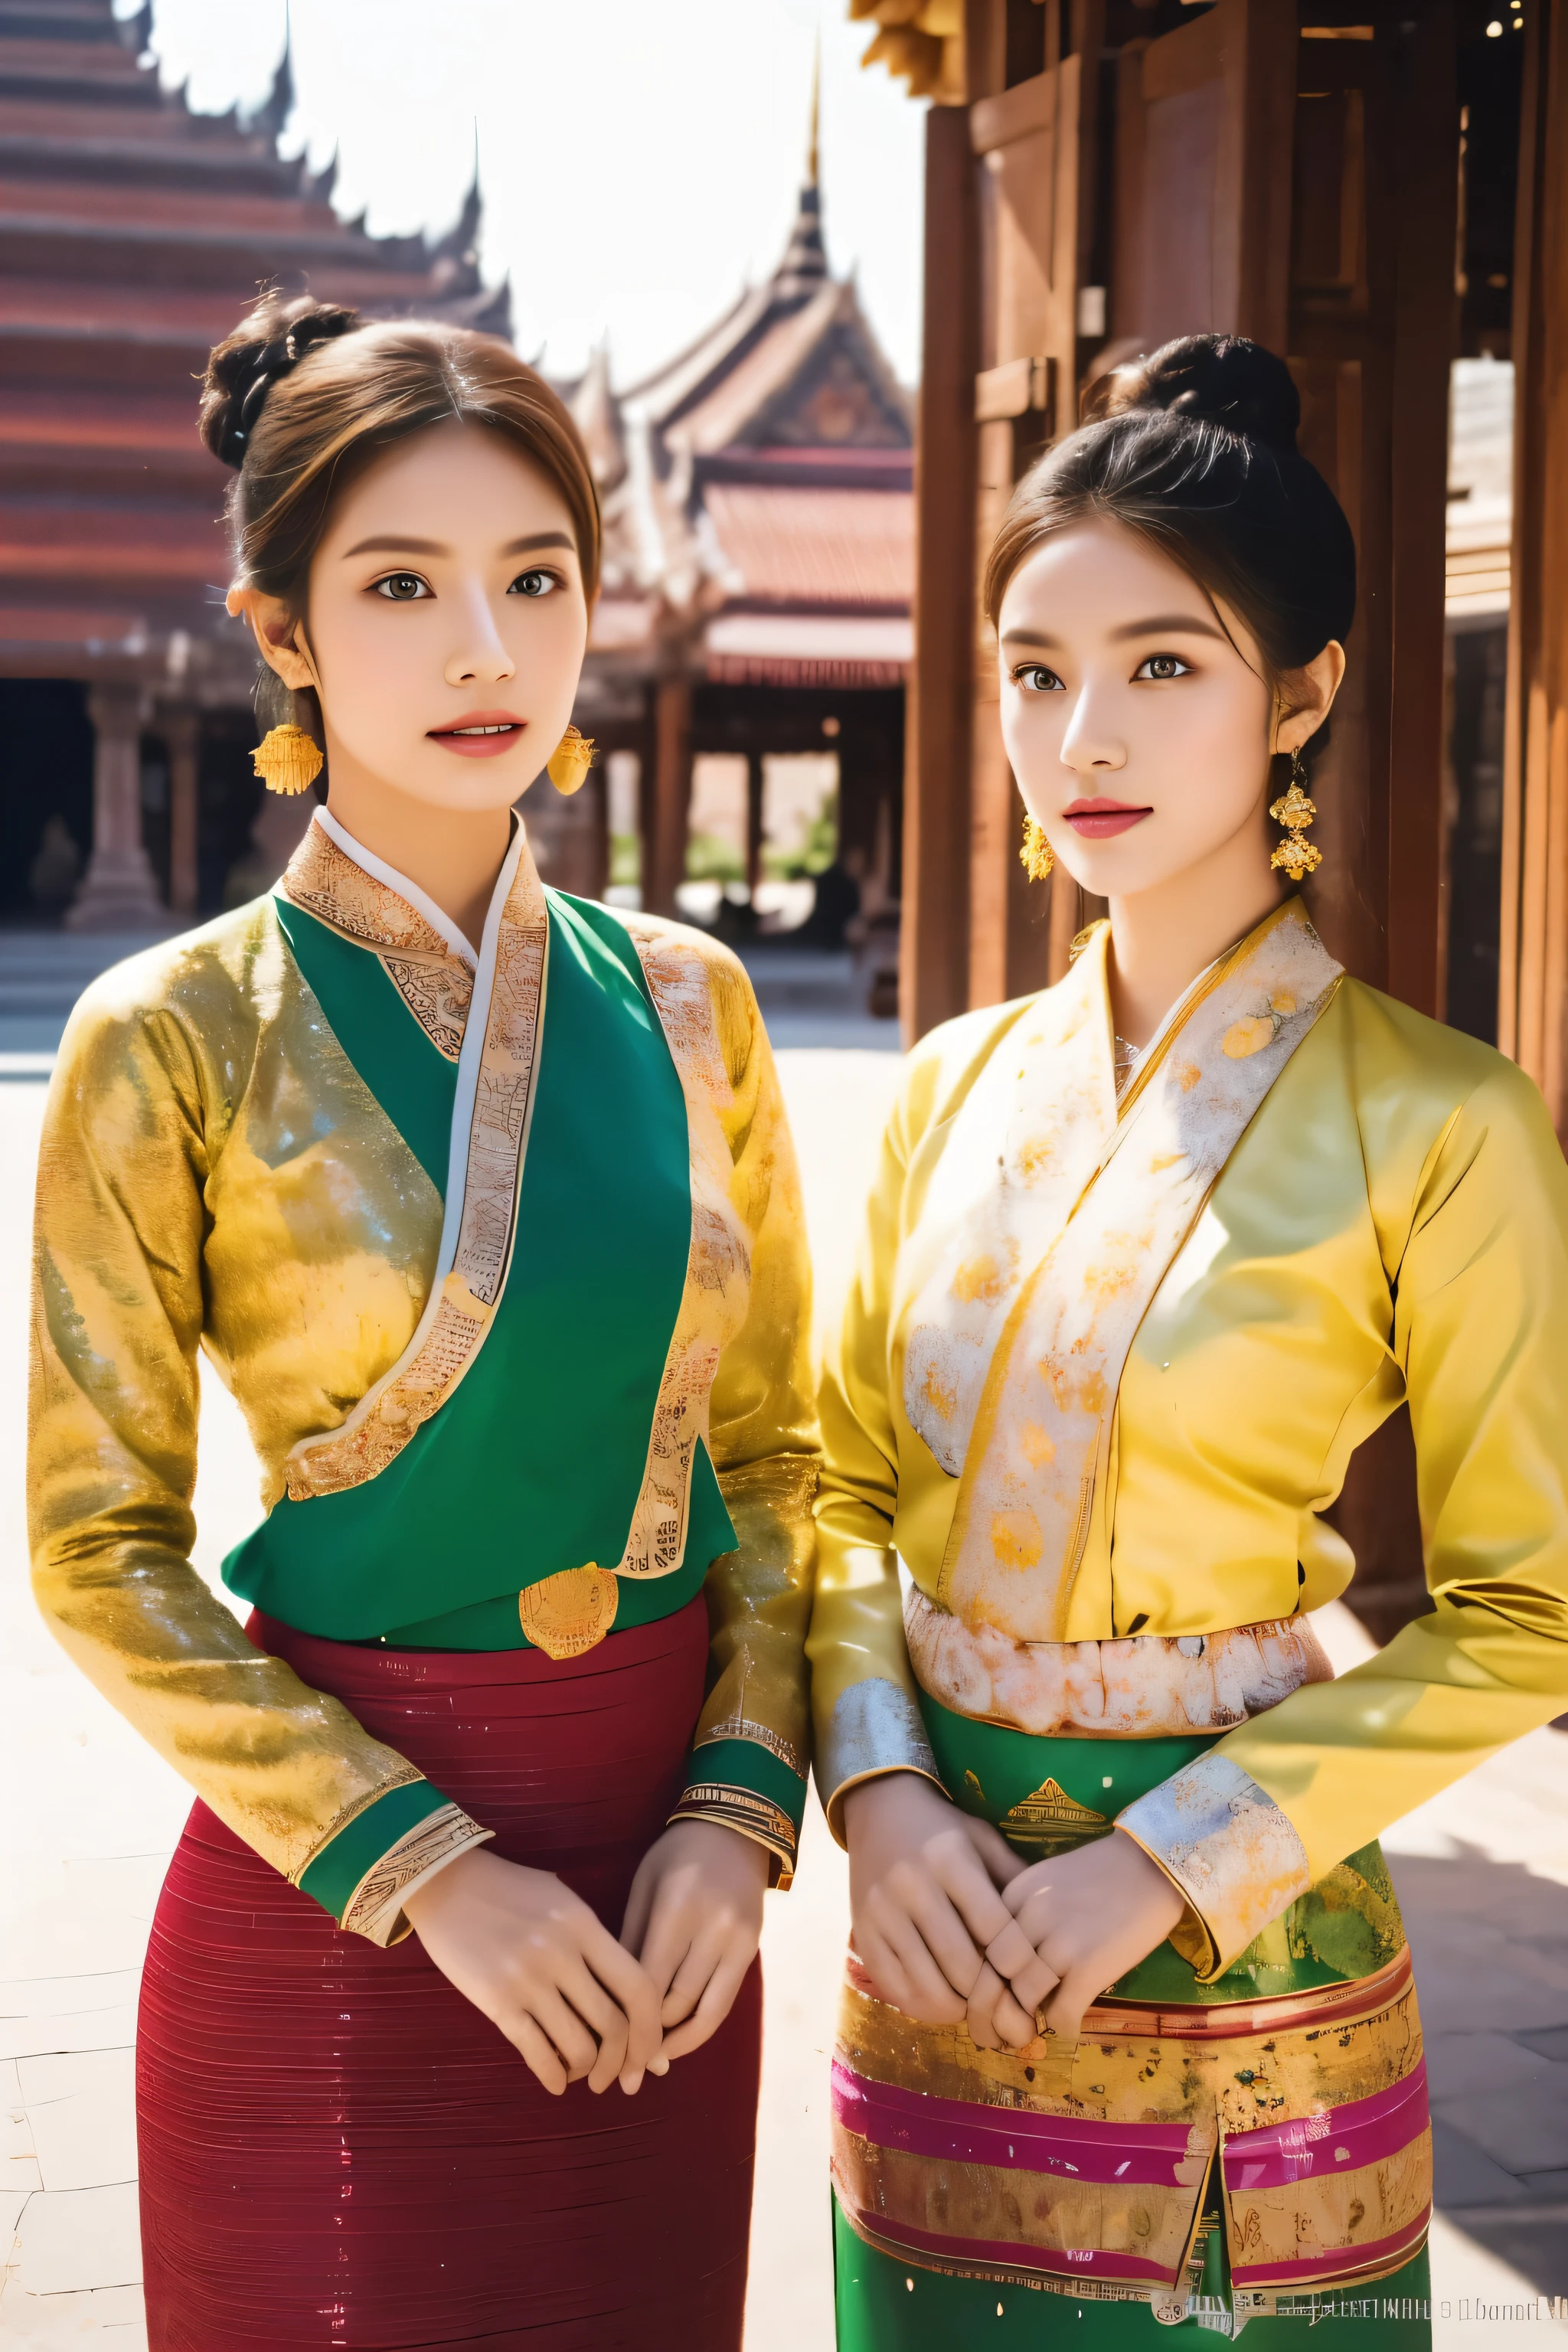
851 0 1557 1097
564 145 913 925
0 0 508 931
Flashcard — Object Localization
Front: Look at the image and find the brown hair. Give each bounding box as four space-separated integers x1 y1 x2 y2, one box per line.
983 335 1355 778
199 290 602 743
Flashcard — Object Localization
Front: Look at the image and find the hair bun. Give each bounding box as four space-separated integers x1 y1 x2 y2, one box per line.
200 292 363 470
1106 334 1301 454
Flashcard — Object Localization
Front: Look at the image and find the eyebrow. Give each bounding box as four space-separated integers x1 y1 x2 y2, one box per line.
340 530 576 560
1000 613 1227 651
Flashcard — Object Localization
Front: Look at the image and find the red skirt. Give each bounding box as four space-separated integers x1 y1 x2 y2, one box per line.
136 1596 762 2352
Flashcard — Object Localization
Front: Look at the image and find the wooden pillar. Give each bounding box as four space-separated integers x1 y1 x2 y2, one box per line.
1498 2 1568 1133
745 750 765 900
1283 8 1457 1012
900 100 979 1044
644 670 693 917
163 704 201 919
66 684 162 933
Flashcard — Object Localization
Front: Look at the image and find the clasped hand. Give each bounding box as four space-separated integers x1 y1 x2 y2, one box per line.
844 1773 1185 2047
403 1820 767 2099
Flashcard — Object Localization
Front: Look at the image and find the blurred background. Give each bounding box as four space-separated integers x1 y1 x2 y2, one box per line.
2 2 1568 2345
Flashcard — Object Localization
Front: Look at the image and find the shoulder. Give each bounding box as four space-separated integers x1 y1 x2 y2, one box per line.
896 990 1042 1155
1328 977 1553 1133
54 896 283 1089
1318 977 1567 1218
580 902 762 1087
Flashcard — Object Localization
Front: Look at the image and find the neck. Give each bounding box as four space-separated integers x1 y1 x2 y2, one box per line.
325 767 512 952
1106 821 1283 1051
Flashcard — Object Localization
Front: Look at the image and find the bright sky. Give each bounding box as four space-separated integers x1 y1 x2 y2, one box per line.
136 0 929 387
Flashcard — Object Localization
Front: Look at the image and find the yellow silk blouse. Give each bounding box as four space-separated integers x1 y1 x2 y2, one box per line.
808 951 1568 1971
29 885 817 1914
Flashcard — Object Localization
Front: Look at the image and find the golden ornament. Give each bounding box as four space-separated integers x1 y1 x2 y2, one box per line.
517 1563 619 1659
546 724 595 796
252 723 323 796
1019 813 1055 880
1269 756 1321 879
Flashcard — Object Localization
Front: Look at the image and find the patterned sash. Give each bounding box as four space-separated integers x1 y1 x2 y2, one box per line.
903 900 1343 1645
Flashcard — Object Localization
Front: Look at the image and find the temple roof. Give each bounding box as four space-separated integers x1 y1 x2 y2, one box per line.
0 0 510 688
583 153 913 694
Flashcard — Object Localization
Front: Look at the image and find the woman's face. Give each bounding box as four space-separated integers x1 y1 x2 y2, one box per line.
996 518 1286 900
240 416 589 815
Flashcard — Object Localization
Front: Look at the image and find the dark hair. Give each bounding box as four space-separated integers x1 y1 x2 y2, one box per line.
199 290 602 746
983 335 1355 773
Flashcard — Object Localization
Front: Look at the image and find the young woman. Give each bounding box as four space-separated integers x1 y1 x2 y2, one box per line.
28 293 817 2350
808 335 1568 2345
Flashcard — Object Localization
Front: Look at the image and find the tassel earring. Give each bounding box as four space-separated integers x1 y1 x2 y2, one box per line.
252 724 323 796
547 725 595 796
1269 748 1321 880
1019 813 1055 881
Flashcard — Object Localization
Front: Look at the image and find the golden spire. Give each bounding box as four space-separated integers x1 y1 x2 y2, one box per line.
807 28 821 188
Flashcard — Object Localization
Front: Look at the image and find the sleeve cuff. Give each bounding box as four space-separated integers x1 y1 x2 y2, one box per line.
814 1676 943 1845
1115 1750 1312 1981
672 1734 807 1887
295 1777 493 1945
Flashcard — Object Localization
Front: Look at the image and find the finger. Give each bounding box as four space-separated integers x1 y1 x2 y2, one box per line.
659 1945 751 2063
992 1984 1040 2050
962 1815 1031 1888
1041 1965 1102 2043
855 1922 927 2017
575 1920 664 2069
897 1879 988 2001
924 1834 1020 1952
527 1988 601 2084
868 1902 968 2023
638 1903 697 2014
662 1928 722 2028
556 1963 632 2093
965 1959 1005 2051
982 1913 1047 1985
511 2014 568 2096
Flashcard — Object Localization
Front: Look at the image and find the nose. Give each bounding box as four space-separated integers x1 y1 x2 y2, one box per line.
1058 681 1127 776
443 584 517 689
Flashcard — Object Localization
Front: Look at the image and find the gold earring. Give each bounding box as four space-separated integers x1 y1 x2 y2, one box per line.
547 724 594 796
1019 813 1055 880
252 723 323 796
1269 748 1321 880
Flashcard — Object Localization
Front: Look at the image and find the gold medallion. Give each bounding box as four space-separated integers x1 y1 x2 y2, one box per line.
998 1777 1110 1860
518 1564 619 1660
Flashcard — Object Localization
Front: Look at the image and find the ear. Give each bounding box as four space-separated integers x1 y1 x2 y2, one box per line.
1273 641 1347 756
226 586 320 694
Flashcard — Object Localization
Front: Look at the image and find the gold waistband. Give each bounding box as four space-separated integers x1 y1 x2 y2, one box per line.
903 1587 1333 1738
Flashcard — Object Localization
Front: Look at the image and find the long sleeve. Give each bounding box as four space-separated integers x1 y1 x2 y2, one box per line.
28 966 487 1944
668 947 820 1883
1119 1055 1568 1975
806 1060 942 1838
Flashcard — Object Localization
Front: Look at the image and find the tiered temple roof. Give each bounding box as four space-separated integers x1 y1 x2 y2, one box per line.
0 0 509 694
575 155 914 701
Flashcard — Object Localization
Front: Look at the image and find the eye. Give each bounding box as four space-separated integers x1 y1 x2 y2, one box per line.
1013 664 1064 694
509 568 558 598
372 572 430 602
1134 652 1191 681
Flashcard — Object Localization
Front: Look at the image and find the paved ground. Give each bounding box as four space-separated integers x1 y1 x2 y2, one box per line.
2 935 1566 2344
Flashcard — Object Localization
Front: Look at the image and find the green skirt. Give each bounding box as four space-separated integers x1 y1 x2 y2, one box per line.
835 2201 1432 2344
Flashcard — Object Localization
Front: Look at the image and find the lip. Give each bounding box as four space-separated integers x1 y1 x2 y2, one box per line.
428 710 528 760
1063 795 1152 839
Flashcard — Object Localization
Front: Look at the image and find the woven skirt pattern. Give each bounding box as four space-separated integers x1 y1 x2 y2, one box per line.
136 1597 761 2352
